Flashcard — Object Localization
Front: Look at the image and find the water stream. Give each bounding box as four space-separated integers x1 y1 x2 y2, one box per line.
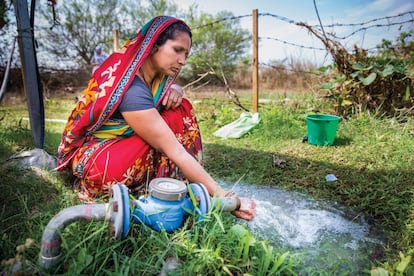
220 181 385 273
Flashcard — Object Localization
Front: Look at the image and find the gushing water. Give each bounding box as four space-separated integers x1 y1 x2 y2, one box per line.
221 182 385 273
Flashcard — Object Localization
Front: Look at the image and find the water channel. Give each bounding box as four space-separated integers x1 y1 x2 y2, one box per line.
221 181 385 273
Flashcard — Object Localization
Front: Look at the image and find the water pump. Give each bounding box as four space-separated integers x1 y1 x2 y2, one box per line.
111 178 213 238
39 178 239 271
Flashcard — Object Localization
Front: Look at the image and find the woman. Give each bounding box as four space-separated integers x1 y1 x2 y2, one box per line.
57 16 256 221
90 45 108 73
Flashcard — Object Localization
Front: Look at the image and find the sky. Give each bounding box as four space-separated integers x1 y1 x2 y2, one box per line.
175 0 414 65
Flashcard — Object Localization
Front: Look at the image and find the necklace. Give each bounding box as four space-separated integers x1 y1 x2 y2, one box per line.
139 67 151 88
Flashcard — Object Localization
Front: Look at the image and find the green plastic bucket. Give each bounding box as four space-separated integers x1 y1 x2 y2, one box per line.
306 114 341 146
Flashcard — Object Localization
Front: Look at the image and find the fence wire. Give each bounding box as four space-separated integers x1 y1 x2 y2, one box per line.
195 11 414 54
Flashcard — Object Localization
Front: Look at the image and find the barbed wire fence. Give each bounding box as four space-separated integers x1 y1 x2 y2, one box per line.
194 10 414 70
191 10 413 111
2 9 412 71
1 8 413 101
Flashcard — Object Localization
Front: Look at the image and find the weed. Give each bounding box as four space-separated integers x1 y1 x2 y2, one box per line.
1 91 413 274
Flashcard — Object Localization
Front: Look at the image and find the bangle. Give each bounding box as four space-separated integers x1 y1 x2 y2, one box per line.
234 197 241 211
224 190 235 197
171 84 184 95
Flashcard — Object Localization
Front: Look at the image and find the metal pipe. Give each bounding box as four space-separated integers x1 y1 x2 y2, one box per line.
0 37 16 103
39 204 108 271
13 0 45 148
38 181 240 272
212 197 239 212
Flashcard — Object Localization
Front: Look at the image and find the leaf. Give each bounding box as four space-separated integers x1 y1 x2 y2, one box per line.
404 85 410 101
212 212 225 232
259 242 273 274
350 71 360 79
230 224 247 237
249 235 256 246
352 62 372 71
370 267 389 276
270 252 290 274
85 254 94 267
352 62 365 70
381 64 395 77
320 82 336 90
361 72 377 86
334 74 347 82
77 248 93 267
222 265 233 276
396 252 412 273
342 99 353 106
317 65 331 73
242 233 251 261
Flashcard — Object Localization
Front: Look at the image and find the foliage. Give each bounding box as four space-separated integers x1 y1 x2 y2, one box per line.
371 251 414 275
119 0 184 35
29 0 250 83
312 28 414 118
0 0 15 69
0 0 9 29
1 91 414 273
38 0 124 69
0 115 296 274
182 10 250 83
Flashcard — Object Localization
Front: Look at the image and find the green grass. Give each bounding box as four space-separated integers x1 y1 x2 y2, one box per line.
0 90 413 275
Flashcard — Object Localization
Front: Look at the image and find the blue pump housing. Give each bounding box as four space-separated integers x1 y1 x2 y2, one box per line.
132 195 193 232
130 180 211 232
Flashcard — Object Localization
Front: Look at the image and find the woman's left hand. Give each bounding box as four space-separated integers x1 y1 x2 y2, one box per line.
163 84 184 110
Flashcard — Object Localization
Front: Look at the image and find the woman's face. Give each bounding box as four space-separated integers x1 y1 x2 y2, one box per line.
150 31 191 76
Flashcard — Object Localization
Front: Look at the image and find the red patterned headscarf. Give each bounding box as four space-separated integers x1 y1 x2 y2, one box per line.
57 16 189 170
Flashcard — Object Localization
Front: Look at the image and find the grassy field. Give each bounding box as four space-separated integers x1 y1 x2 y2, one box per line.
0 89 413 275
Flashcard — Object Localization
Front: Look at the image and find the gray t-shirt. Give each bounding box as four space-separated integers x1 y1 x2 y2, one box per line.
112 76 154 118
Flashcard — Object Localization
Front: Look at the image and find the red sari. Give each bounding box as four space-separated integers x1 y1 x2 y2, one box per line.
57 17 202 202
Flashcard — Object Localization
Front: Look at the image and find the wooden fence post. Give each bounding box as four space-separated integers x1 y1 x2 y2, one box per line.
113 29 120 51
252 9 259 113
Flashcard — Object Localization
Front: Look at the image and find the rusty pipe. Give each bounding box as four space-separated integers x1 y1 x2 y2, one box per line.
38 203 109 271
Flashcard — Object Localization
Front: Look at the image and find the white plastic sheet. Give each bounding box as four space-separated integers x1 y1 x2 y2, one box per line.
213 112 261 139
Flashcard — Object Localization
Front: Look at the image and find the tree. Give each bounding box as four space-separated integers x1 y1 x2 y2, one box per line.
38 0 123 69
35 0 251 86
0 0 9 29
120 1 251 84
182 10 250 84
0 0 13 67
37 0 186 70
120 0 183 36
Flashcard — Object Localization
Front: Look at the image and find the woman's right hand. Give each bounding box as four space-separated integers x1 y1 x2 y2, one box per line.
232 197 256 221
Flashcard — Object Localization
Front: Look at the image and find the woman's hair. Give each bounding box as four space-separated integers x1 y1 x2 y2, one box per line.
155 22 192 46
